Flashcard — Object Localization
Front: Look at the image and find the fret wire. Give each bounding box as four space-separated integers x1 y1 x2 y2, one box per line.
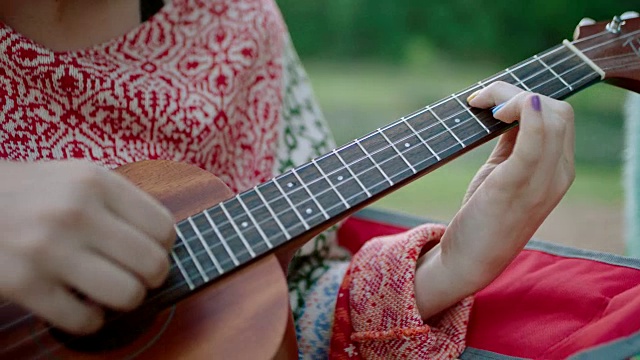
175 226 209 281
534 54 573 91
176 104 494 267
151 66 592 298
254 185 292 238
170 250 194 290
381 45 566 123
175 59 592 264
508 44 573 79
277 61 593 228
179 116 504 277
203 210 240 266
219 202 257 257
449 45 565 105
505 68 532 91
227 58 586 239
165 78 587 300
398 123 502 180
236 195 273 249
332 149 372 197
401 117 441 161
355 138 396 183
153 65 596 307
173 59 594 268
291 168 330 220
162 119 504 297
272 179 310 230
175 59 594 266
452 95 490 134
311 159 351 209
202 49 586 242
427 107 465 148
571 71 601 90
188 217 224 274
377 128 416 174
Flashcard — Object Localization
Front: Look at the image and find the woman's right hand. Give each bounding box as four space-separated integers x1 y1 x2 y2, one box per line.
0 161 176 334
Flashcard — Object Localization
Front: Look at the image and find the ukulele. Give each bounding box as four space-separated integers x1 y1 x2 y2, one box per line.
2 15 639 360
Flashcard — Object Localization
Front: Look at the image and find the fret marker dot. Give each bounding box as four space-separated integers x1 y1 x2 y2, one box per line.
287 182 294 188
337 176 344 181
404 143 410 148
241 221 248 228
306 208 313 214
455 118 461 123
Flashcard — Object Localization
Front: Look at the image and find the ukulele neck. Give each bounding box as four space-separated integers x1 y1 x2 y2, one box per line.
134 41 604 316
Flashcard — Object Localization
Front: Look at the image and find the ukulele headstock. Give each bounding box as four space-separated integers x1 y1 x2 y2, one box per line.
573 13 640 92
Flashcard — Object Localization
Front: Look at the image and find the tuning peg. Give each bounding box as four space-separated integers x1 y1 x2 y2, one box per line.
606 16 624 34
606 12 639 34
578 18 596 26
620 11 639 20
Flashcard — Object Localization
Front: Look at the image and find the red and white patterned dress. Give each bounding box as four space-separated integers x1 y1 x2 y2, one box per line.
0 0 471 358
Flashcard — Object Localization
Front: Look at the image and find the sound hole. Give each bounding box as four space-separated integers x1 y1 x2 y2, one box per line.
48 311 159 353
49 316 154 352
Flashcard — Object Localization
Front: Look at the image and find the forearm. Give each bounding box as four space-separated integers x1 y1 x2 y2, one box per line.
414 190 545 320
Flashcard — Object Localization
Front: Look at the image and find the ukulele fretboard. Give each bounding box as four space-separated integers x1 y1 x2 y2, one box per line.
145 42 601 310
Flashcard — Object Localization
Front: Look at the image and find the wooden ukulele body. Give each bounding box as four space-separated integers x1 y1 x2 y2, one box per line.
1 161 297 359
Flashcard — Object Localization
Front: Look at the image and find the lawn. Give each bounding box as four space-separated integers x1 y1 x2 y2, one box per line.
304 59 628 221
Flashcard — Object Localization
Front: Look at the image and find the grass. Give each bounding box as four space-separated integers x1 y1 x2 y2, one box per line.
304 58 626 220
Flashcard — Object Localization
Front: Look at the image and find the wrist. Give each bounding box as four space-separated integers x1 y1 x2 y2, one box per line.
414 245 474 321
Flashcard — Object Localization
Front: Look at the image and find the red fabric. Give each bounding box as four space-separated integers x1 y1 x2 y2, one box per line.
331 225 472 359
331 265 361 360
0 0 286 193
338 216 640 359
467 250 640 359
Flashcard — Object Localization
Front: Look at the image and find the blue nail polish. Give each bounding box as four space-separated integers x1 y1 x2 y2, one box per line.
492 103 506 115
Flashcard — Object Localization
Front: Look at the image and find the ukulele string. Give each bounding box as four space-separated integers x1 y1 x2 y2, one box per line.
573 23 639 46
580 28 640 53
192 27 639 250
148 61 599 300
162 55 594 268
157 24 639 293
0 300 12 308
599 55 640 72
586 52 639 63
170 53 572 243
1 26 634 354
0 311 32 332
174 27 639 247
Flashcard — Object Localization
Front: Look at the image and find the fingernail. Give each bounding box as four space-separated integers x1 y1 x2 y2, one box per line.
491 103 506 115
466 90 480 103
531 95 542 112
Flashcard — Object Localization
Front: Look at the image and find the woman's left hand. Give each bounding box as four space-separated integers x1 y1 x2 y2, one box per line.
414 81 575 320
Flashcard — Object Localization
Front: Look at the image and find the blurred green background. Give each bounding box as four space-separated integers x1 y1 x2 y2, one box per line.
277 1 638 252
